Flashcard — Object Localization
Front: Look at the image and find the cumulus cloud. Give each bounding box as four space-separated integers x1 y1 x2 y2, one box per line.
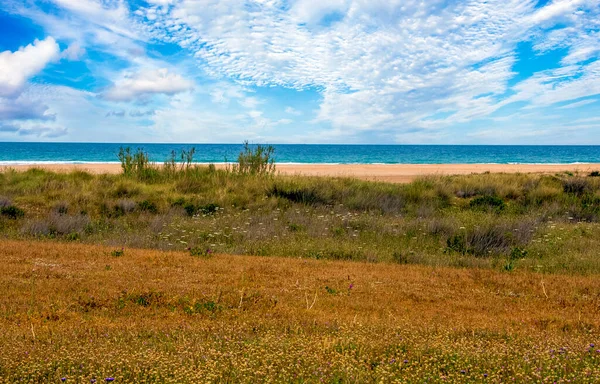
104 68 194 101
0 37 60 97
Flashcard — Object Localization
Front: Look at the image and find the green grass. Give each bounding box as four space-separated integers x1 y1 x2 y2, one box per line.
1 166 600 274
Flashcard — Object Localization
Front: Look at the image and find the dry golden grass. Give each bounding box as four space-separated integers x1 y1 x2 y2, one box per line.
1 240 599 382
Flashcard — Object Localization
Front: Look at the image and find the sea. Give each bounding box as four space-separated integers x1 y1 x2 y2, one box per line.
0 143 599 165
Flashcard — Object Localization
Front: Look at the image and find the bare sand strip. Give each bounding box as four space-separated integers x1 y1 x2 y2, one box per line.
3 163 599 183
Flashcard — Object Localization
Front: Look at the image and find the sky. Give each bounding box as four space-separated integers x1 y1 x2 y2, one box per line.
0 0 599 144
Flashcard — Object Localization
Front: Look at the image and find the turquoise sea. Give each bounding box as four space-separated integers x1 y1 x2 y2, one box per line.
0 143 599 164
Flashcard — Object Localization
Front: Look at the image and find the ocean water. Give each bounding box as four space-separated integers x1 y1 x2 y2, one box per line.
0 143 599 164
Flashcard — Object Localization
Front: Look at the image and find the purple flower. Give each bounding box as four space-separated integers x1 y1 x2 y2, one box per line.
461 370 466 374
403 360 408 364
484 374 488 378
348 283 354 290
590 343 595 348
91 380 96 383
105 378 115 382
61 378 66 382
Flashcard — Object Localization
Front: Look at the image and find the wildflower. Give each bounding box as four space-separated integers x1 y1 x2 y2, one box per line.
403 360 408 364
61 378 66 382
461 370 466 374
348 283 354 290
91 380 96 383
105 378 115 382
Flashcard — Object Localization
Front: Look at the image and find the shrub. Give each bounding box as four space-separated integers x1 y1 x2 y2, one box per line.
21 220 52 237
445 220 535 257
1 205 25 219
562 177 590 196
234 141 276 176
200 203 219 215
589 171 600 177
469 195 506 213
269 185 329 205
114 199 137 216
184 203 197 216
138 200 158 214
50 213 91 235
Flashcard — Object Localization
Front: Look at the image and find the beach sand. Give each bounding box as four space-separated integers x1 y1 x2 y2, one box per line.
3 163 599 183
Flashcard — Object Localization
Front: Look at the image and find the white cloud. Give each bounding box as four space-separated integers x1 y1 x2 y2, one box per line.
285 107 302 116
131 0 600 140
61 42 86 60
0 37 60 97
3 0 600 142
104 68 194 101
0 121 67 138
558 99 598 109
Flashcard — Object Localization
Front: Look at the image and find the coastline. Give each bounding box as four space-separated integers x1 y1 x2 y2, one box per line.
2 162 599 183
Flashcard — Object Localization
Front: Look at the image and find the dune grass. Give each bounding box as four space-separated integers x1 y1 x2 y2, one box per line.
0 240 598 383
1 166 600 274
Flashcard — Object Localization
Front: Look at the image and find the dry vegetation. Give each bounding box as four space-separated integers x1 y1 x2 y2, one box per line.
0 240 598 383
1 160 600 382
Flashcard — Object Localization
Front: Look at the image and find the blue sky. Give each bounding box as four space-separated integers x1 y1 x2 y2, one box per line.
0 0 599 144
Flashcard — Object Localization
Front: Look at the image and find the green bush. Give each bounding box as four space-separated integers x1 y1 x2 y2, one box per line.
469 195 506 213
138 200 158 214
1 205 25 219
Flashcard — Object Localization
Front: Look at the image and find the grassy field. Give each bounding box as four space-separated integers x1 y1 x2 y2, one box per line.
1 166 600 273
0 240 598 383
1 164 600 382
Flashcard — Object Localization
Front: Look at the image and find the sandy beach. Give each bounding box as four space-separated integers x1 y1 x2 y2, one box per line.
3 162 599 183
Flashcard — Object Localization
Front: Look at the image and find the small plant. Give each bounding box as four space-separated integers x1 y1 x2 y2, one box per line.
117 147 156 180
64 232 80 241
288 223 304 232
445 233 469 255
234 141 276 176
138 200 158 214
184 203 197 216
1 205 25 219
111 248 125 257
325 286 337 295
589 170 600 177
188 247 213 258
53 201 69 215
504 248 527 272
199 203 218 215
180 147 196 170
